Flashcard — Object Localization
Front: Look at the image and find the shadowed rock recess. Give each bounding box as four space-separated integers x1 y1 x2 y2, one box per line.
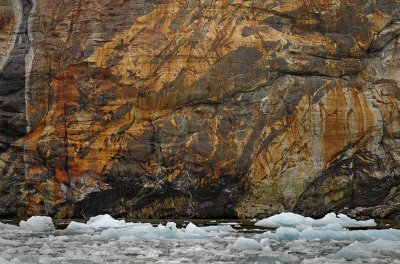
0 0 399 219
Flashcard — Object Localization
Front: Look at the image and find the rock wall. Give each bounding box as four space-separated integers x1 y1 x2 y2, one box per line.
0 0 399 219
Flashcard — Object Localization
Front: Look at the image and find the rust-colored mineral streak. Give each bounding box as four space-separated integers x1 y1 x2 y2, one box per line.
0 0 399 219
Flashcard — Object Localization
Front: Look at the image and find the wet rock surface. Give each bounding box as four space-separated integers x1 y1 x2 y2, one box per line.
0 0 31 144
0 0 399 219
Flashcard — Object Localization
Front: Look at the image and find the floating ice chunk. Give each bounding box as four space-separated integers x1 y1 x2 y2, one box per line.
332 239 400 260
95 227 132 240
1 248 16 260
314 223 343 231
256 227 301 241
120 247 142 255
255 212 313 228
260 238 273 252
219 222 239 226
260 238 271 247
255 227 300 241
65 221 94 232
276 227 301 240
39 243 53 255
294 224 312 232
255 212 376 228
255 227 400 242
332 241 372 260
0 238 19 247
0 222 18 230
54 215 230 243
93 222 208 241
19 216 54 232
302 257 348 264
119 236 138 242
300 229 369 241
0 253 11 261
262 245 272 252
201 225 234 232
10 258 23 264
66 214 126 232
0 257 10 264
185 223 207 236
293 223 343 232
231 237 262 251
141 232 160 241
317 213 376 228
86 214 126 228
256 252 299 263
304 228 400 242
166 222 177 230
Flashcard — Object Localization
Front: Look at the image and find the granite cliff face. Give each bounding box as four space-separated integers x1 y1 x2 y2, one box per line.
0 0 400 219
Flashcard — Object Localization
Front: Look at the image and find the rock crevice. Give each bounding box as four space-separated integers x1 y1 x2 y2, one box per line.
0 0 399 219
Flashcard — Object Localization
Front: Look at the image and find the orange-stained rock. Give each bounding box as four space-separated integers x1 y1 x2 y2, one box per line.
0 0 399 219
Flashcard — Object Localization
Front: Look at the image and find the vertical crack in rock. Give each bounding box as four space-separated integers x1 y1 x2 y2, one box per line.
1 0 400 219
24 0 35 134
22 0 35 185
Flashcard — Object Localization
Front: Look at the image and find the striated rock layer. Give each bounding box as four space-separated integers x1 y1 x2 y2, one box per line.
0 0 400 219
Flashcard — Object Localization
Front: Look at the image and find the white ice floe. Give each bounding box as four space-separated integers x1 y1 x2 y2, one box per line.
255 212 376 228
259 238 271 247
0 222 19 230
0 238 19 247
219 222 240 226
255 226 400 242
66 214 126 232
201 225 234 232
93 221 209 241
65 215 223 240
19 216 54 232
0 212 399 263
185 222 208 236
230 237 262 251
332 239 400 260
64 214 210 240
86 214 126 229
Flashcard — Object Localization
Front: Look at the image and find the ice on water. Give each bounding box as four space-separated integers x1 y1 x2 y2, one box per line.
19 216 54 232
256 225 400 242
330 239 400 260
255 212 376 228
254 212 399 245
230 237 262 251
0 213 399 263
65 214 211 240
66 214 126 232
